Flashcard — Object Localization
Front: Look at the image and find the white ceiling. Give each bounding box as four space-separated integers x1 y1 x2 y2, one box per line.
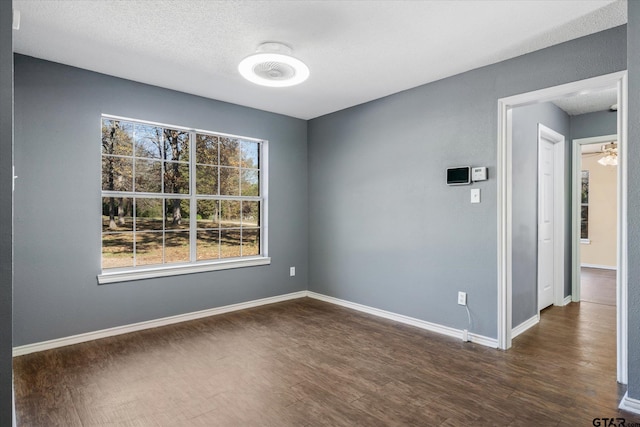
552 87 618 116
12 0 627 120
582 142 616 154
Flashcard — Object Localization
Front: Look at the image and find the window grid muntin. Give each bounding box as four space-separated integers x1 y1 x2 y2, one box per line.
193 199 260 260
101 116 265 272
193 134 261 198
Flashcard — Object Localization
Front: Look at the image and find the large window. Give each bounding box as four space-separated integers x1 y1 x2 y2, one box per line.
99 116 268 283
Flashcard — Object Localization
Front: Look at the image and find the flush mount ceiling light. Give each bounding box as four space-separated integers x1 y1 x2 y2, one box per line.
238 42 309 87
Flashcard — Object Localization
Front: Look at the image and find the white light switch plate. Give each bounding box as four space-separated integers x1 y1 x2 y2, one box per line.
471 188 480 204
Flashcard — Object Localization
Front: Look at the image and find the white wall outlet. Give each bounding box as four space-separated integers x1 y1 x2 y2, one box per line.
290 267 295 277
458 291 467 306
471 188 480 204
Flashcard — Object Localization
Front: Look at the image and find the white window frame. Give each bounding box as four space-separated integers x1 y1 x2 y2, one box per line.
98 115 270 284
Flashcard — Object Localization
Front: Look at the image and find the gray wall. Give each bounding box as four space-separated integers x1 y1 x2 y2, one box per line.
627 0 640 400
13 55 309 346
571 110 617 140
0 0 13 423
511 102 570 328
308 26 626 339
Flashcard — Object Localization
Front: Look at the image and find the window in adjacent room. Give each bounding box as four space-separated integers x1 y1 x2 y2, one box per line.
99 116 268 283
581 170 589 241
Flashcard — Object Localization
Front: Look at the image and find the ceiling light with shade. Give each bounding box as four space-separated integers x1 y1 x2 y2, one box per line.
238 42 309 88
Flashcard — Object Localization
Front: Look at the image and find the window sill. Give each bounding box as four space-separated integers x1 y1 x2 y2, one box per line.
580 239 591 245
97 257 271 284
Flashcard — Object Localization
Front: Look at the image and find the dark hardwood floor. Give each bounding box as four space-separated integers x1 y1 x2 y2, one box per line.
14 297 640 426
581 267 617 306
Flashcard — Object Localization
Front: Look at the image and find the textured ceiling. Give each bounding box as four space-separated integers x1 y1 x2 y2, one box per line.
552 87 618 116
12 0 627 119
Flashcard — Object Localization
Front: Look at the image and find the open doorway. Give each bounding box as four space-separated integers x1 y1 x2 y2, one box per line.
573 133 618 307
497 71 628 384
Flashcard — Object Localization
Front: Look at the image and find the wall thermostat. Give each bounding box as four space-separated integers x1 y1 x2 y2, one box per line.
472 167 488 182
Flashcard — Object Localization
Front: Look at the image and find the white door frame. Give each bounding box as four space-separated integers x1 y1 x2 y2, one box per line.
497 71 628 385
571 134 618 304
537 124 566 311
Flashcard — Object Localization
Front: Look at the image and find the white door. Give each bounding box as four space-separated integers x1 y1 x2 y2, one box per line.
538 132 556 310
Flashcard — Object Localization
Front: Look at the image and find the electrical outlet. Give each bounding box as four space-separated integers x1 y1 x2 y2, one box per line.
290 267 295 277
458 291 467 306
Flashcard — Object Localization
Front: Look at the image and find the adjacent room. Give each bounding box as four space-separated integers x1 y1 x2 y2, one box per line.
4 0 640 425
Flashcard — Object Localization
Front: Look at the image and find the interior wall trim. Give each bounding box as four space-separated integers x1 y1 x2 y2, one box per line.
619 392 640 416
12 291 308 356
581 263 617 270
307 292 498 348
14 289 501 357
512 314 540 339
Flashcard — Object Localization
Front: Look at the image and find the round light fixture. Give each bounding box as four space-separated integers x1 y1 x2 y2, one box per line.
238 42 309 87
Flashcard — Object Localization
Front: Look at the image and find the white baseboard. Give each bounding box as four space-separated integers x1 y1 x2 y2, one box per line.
512 314 539 339
12 291 308 357
581 263 617 270
619 392 640 415
14 290 500 356
563 295 572 306
307 291 498 348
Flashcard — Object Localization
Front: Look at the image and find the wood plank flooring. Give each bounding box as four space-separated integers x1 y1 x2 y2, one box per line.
581 267 617 306
14 297 640 426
